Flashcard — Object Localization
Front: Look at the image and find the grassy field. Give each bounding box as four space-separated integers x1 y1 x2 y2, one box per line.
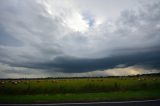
0 74 160 103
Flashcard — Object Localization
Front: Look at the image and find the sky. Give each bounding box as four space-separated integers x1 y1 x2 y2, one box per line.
0 0 160 78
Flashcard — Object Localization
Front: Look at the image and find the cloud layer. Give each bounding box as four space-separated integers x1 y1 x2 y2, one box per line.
0 0 160 78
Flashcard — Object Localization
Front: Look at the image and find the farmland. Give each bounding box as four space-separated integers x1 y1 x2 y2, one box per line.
0 74 160 103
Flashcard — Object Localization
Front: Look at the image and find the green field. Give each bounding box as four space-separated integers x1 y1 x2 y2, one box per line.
0 74 160 103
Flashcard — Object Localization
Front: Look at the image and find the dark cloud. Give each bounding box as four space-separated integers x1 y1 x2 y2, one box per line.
9 49 160 73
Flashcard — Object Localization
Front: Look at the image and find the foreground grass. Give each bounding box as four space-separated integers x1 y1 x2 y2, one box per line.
0 90 160 103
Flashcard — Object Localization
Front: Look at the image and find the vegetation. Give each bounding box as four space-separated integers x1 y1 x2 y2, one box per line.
0 74 160 103
0 90 160 103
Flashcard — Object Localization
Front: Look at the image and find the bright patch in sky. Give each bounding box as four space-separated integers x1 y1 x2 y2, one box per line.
64 12 89 32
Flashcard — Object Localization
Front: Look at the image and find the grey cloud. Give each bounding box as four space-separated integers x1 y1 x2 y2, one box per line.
0 27 21 46
8 49 160 73
0 0 160 77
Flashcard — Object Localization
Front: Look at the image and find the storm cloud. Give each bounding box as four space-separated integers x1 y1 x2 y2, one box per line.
0 0 160 78
7 49 160 73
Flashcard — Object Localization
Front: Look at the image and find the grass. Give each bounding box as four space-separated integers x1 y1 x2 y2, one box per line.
0 75 160 103
0 90 160 103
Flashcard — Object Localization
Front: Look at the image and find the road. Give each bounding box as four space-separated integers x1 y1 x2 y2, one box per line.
0 99 160 106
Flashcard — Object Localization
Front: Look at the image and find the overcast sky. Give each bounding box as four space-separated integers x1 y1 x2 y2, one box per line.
0 0 160 78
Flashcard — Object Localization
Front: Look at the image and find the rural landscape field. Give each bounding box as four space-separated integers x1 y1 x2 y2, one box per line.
0 74 160 103
0 0 160 105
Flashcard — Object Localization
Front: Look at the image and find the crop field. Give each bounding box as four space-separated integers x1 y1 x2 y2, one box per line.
0 74 160 103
